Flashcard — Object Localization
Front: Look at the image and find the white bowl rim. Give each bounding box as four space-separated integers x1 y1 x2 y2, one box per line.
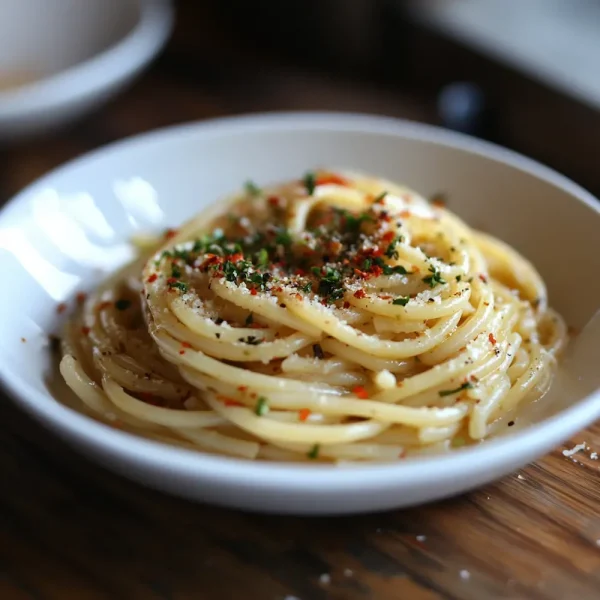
1 111 598 492
0 0 174 116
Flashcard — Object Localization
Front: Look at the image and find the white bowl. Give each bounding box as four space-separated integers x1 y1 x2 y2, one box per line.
0 112 598 514
0 0 173 140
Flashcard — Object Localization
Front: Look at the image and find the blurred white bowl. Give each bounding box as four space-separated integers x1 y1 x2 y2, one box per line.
0 0 173 141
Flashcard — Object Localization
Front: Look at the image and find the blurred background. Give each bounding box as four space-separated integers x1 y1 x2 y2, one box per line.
2 0 600 198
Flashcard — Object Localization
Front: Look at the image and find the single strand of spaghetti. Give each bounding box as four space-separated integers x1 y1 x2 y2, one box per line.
175 427 260 459
469 373 511 439
280 354 354 375
284 296 461 358
418 422 461 444
271 440 405 461
345 283 470 320
204 393 388 444
101 376 226 428
372 316 427 334
153 330 339 394
320 338 414 374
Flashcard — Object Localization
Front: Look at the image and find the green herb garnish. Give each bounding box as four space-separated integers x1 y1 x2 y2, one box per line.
256 248 269 268
302 282 313 293
255 396 269 416
303 172 317 195
438 382 473 397
383 264 409 276
392 297 410 306
362 258 372 271
385 236 402 259
422 264 446 288
245 180 261 196
168 281 188 293
373 191 388 203
307 444 320 459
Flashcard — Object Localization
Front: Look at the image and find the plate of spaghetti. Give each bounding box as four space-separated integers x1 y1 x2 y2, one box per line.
0 113 598 514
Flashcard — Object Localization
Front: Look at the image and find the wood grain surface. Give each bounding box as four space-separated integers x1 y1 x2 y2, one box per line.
1 5 599 599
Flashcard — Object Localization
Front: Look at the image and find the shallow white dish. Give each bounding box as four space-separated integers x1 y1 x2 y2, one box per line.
0 112 598 515
0 0 173 140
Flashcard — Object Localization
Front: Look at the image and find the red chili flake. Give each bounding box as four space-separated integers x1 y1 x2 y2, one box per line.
164 228 178 240
479 274 488 283
379 295 392 300
166 277 177 285
229 253 244 263
147 273 158 283
431 198 446 208
268 196 280 206
81 327 90 336
181 342 192 349
250 288 258 296
398 450 407 459
316 174 348 186
489 333 497 345
76 292 87 304
56 303 67 314
295 293 303 301
343 301 350 309
295 268 306 276
238 386 248 392
370 265 383 277
354 289 367 299
371 247 383 258
353 386 369 399
298 408 311 422
382 231 395 242
224 399 244 407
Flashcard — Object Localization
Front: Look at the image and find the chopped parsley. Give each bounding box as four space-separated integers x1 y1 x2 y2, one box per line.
438 382 473 397
383 264 409 276
373 190 388 203
307 444 320 459
303 171 317 195
362 258 372 271
422 264 446 288
115 299 131 311
301 282 313 293
168 281 188 293
392 297 410 306
245 180 261 196
275 228 292 247
384 236 402 259
255 396 269 416
256 248 269 268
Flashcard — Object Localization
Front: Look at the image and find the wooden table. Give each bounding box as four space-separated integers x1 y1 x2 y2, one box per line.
2 20 600 600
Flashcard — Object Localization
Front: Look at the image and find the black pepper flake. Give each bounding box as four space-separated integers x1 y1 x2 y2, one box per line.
279 303 287 308
313 344 324 359
215 333 221 339
115 299 131 311
508 421 515 427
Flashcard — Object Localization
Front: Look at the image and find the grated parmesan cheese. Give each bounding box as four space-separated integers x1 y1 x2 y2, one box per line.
374 369 396 389
562 442 587 457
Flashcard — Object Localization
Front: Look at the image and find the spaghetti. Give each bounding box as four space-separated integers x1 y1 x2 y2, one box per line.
59 171 567 462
